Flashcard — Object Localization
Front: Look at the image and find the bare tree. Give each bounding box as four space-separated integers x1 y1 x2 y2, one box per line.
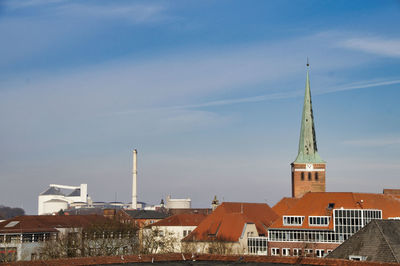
40 219 138 260
140 227 177 254
207 237 234 255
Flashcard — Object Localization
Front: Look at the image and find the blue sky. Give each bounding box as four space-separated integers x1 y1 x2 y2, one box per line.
1 0 400 214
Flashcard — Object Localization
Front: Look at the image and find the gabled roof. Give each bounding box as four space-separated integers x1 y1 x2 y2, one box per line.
272 197 300 216
327 220 400 263
150 213 207 227
270 192 400 230
40 187 64 196
0 215 110 234
183 202 278 242
124 210 168 220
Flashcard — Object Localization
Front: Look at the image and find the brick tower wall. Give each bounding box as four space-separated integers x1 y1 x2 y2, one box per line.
291 163 326 198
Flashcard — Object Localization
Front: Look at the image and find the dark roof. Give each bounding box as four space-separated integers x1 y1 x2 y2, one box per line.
168 208 212 216
64 208 104 215
40 187 64 196
0 215 110 234
327 220 400 263
124 210 168 219
68 188 81 197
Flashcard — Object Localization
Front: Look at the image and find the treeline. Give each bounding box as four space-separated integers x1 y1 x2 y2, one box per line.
0 205 25 220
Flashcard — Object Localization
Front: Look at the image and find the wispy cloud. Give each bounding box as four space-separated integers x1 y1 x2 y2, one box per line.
318 79 400 94
4 0 65 10
342 138 400 147
339 37 400 58
112 77 400 115
54 2 168 24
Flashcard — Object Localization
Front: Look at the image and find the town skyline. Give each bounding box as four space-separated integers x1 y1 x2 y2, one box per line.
1 0 400 214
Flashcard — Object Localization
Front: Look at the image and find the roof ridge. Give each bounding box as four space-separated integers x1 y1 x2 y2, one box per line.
375 220 399 263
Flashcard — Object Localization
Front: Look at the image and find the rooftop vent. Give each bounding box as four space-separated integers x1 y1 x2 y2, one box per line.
327 203 335 210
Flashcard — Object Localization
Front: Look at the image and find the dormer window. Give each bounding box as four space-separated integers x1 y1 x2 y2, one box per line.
309 216 330 226
283 216 304 226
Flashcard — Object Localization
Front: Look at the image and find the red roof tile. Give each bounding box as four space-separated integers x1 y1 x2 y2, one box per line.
150 213 207 227
272 197 300 216
183 202 278 242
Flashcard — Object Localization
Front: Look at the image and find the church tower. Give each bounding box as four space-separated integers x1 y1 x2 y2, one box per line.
291 62 326 198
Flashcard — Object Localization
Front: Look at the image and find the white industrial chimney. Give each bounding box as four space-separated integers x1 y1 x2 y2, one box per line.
132 149 138 209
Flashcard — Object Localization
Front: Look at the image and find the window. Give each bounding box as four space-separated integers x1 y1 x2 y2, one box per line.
293 248 302 256
282 248 290 256
315 172 319 180
271 248 280 256
315 249 325 258
184 230 192 237
4 221 19 228
308 172 312 180
327 249 332 254
305 249 313 256
301 172 304 181
247 237 267 255
309 216 330 226
283 216 305 226
334 209 382 243
349 255 366 261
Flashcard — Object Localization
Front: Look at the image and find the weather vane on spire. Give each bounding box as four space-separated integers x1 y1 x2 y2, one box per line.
306 57 310 68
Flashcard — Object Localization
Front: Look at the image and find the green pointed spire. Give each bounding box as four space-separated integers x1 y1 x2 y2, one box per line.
293 67 325 164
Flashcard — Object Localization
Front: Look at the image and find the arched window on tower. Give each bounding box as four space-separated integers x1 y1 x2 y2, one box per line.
308 172 312 180
315 172 319 181
301 172 304 181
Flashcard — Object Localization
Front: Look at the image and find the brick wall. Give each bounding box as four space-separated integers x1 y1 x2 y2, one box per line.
292 163 326 198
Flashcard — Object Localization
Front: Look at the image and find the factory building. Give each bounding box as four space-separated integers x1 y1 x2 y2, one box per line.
38 184 89 215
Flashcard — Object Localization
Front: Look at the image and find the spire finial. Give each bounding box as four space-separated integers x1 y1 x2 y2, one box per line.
306 57 310 69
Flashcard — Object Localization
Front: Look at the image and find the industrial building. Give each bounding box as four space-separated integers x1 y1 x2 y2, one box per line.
38 184 89 215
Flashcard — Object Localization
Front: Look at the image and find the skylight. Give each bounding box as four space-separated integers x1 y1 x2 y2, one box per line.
4 221 19 228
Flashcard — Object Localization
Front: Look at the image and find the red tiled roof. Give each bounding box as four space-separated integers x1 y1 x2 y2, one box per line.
272 197 300 216
183 202 278 242
270 192 400 230
150 213 207 227
0 215 110 234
